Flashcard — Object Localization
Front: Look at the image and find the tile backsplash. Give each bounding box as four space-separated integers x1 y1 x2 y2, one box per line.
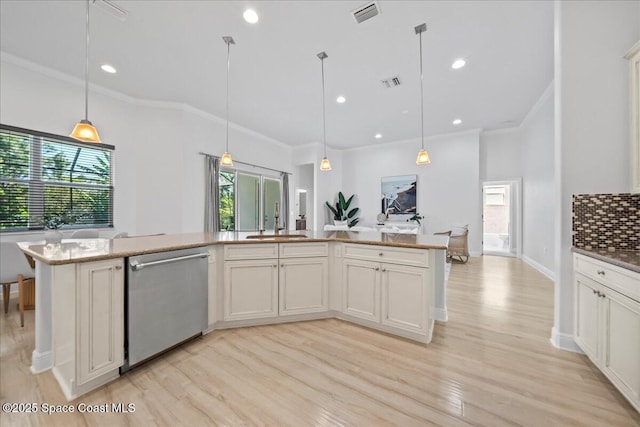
572 193 640 251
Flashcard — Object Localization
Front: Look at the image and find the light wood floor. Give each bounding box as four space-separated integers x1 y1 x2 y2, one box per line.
1 256 639 426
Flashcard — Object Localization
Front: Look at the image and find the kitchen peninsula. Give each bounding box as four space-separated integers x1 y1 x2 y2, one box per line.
19 231 449 400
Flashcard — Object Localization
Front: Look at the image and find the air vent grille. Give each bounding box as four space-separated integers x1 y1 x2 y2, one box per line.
352 1 380 24
381 77 401 88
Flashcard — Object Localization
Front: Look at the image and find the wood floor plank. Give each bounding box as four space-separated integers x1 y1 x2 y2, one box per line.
1 256 639 426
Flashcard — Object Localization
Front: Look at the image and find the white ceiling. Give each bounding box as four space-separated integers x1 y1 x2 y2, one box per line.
0 0 554 149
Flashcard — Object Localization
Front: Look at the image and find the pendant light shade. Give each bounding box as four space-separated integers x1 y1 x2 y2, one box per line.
220 152 233 166
221 36 235 167
414 23 430 165
416 150 430 165
318 51 331 172
70 119 100 143
320 157 332 171
70 0 101 143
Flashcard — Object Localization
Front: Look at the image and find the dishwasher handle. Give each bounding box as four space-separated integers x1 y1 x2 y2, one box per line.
130 252 208 271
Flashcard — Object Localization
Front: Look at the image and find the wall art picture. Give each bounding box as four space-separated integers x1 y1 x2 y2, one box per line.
381 175 417 216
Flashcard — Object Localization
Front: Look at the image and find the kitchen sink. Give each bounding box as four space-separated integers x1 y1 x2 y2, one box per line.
246 234 308 239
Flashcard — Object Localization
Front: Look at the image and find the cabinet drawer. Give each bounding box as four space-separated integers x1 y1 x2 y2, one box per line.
279 242 328 258
574 254 640 302
343 244 429 267
224 243 278 260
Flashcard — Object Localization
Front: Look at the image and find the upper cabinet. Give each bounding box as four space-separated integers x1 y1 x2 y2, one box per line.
626 40 640 193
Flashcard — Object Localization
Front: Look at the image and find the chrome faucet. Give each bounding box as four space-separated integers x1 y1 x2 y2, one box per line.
274 202 280 235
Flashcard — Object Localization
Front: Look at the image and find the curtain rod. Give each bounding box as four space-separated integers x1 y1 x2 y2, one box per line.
199 152 292 175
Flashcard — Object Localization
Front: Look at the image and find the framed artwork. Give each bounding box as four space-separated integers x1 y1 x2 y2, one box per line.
381 175 417 217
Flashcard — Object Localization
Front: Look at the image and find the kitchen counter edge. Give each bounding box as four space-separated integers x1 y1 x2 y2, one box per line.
19 231 450 266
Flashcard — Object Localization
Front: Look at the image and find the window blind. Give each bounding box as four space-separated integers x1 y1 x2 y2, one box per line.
0 124 114 231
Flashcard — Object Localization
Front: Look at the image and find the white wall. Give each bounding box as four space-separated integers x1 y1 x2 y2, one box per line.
479 129 522 181
553 0 639 350
521 85 555 277
0 55 293 238
341 131 483 255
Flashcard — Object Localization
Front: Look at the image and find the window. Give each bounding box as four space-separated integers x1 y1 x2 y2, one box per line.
0 124 114 231
217 169 281 231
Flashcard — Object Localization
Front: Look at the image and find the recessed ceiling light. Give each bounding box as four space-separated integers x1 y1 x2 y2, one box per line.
451 59 466 70
243 9 259 24
375 133 382 139
452 118 462 125
101 64 117 74
336 96 346 104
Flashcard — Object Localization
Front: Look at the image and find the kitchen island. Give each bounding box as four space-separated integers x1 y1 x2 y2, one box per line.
19 231 449 400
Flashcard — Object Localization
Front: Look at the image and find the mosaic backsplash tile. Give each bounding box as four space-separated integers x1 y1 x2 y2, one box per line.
572 193 640 251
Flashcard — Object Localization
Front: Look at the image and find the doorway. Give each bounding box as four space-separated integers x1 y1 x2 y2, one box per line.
482 180 521 257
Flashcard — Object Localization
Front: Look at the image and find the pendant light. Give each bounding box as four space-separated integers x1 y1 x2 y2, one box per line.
415 23 430 165
318 51 331 171
220 36 235 167
70 0 101 143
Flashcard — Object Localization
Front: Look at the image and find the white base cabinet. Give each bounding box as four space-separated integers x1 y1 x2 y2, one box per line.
51 258 124 400
222 242 329 322
224 259 279 321
343 259 380 322
279 257 328 316
574 253 640 413
342 244 434 343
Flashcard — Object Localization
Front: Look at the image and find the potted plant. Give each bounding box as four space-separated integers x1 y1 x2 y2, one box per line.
326 192 359 227
32 211 82 244
407 213 424 225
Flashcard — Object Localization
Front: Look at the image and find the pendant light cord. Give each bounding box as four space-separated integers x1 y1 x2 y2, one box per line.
84 0 90 121
419 30 424 151
321 57 327 157
225 40 230 153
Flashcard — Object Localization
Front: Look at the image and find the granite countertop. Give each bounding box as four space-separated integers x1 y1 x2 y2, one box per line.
572 247 640 274
19 231 450 265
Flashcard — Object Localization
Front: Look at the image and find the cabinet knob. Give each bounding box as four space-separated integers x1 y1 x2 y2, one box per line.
115 265 123 270
382 268 386 272
375 267 380 271
592 289 597 294
379 252 383 256
597 270 606 276
600 293 606 299
281 264 284 268
273 264 277 268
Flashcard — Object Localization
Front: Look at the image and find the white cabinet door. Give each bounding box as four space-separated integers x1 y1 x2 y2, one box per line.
224 259 278 321
342 259 380 322
381 263 429 334
76 259 124 386
574 275 601 362
279 258 328 316
602 288 640 408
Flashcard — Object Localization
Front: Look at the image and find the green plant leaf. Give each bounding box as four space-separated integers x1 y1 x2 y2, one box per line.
344 194 354 210
347 207 359 218
338 192 346 209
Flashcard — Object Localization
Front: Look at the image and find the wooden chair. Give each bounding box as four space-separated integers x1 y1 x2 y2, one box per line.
1 242 36 327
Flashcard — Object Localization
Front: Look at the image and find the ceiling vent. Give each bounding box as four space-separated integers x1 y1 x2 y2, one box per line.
381 76 401 88
93 0 128 21
352 1 381 24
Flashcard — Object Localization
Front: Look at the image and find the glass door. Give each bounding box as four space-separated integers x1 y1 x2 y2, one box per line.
237 173 260 231
263 177 281 230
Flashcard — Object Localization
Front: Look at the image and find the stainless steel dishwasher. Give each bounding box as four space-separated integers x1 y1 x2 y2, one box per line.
121 247 208 372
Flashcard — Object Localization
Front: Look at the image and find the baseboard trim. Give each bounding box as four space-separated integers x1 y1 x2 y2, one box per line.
31 350 52 373
433 307 448 322
550 327 583 353
522 255 555 281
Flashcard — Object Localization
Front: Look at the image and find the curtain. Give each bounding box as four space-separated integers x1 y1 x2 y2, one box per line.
204 155 220 232
281 172 290 230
